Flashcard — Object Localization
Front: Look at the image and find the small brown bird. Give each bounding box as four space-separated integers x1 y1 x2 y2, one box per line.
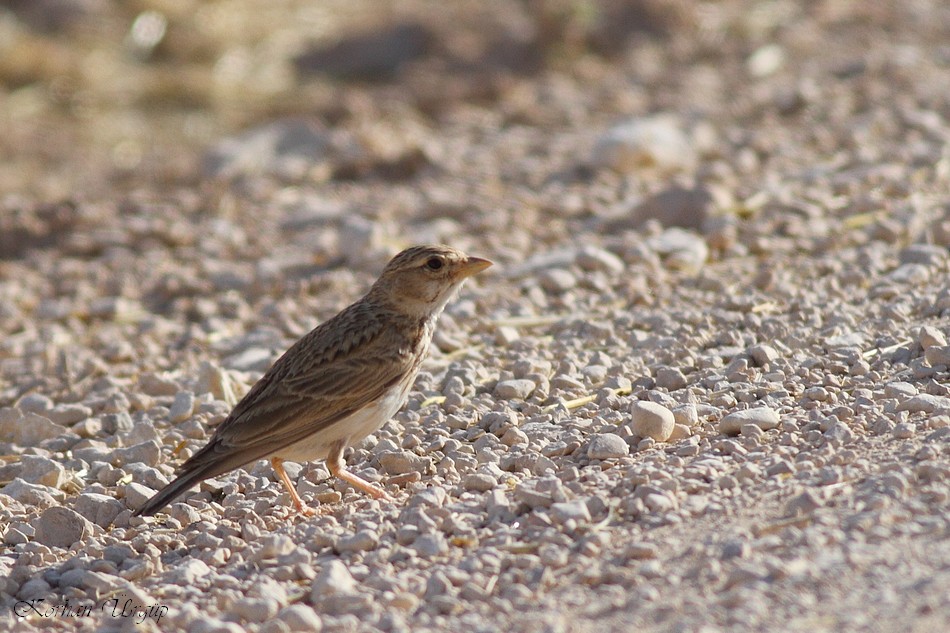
134 245 491 517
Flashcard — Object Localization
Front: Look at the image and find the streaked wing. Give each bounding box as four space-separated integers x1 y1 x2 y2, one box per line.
198 303 416 462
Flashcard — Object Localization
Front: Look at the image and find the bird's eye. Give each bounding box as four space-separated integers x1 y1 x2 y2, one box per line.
425 257 444 271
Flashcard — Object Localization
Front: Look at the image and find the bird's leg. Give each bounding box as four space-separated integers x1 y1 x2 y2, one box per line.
326 440 393 501
271 457 316 516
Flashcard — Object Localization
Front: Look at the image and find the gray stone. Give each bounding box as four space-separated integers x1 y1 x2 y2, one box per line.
0 408 66 445
592 114 696 174
112 440 161 467
918 325 947 350
494 379 536 400
74 493 124 528
165 558 211 585
46 403 92 426
123 482 157 511
587 433 630 459
34 506 93 548
576 246 624 273
550 499 592 525
897 394 950 413
0 478 61 507
169 391 196 423
630 401 675 441
311 560 356 598
277 604 323 632
719 407 780 435
538 268 577 293
378 450 430 475
20 455 65 488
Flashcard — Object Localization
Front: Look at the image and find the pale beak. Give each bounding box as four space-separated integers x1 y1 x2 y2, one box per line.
460 256 493 277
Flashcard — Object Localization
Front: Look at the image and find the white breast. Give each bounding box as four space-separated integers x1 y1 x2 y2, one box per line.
272 381 411 464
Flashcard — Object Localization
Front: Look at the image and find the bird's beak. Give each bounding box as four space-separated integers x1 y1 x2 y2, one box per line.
460 256 493 277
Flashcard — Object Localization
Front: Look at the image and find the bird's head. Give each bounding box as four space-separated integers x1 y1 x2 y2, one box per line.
371 245 492 318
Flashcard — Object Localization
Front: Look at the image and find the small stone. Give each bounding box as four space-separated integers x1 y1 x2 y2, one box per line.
0 478 61 507
719 407 780 436
233 597 280 624
649 228 709 274
494 379 536 400
747 43 785 77
897 394 950 413
112 440 162 467
16 393 53 414
196 361 238 405
169 391 196 423
550 499 591 525
278 604 323 632
336 530 379 553
378 451 429 476
463 473 496 492
0 409 66 445
73 493 124 528
786 490 822 516
46 403 92 426
592 114 696 174
123 482 157 511
259 534 296 559
655 367 687 391
587 433 629 460
34 507 93 548
412 533 448 558
625 542 659 560
919 325 948 350
139 372 180 396
576 246 624 273
20 455 65 488
311 560 356 598
165 558 211 585
924 346 950 366
538 268 577 293
748 344 779 366
630 401 675 441
893 423 916 439
668 424 692 441
18 578 52 601
494 326 521 346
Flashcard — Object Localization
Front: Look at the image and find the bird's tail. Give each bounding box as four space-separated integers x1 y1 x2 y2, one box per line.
132 463 219 517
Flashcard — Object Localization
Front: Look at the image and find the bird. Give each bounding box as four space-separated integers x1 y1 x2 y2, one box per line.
133 245 492 517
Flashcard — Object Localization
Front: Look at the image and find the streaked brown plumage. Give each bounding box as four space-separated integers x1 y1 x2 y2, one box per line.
134 245 491 517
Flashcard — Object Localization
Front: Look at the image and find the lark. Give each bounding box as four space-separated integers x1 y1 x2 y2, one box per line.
134 245 491 517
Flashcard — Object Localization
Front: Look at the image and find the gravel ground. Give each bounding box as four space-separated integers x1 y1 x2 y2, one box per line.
2 1 950 632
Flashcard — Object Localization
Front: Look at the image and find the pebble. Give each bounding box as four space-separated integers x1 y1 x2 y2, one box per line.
550 499 592 525
123 482 157 511
719 407 780 436
924 346 950 366
630 401 675 441
278 604 324 632
494 379 536 400
46 403 92 425
896 394 950 413
311 560 356 597
33 507 93 548
378 450 429 475
73 492 124 528
169 391 196 422
918 325 948 349
538 268 577 293
165 558 211 585
1 478 61 507
112 440 162 467
20 455 66 488
649 228 709 274
592 114 696 173
655 367 687 391
587 433 629 459
576 246 625 273
0 409 66 445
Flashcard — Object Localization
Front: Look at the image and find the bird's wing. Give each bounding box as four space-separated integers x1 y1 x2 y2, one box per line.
181 314 417 470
